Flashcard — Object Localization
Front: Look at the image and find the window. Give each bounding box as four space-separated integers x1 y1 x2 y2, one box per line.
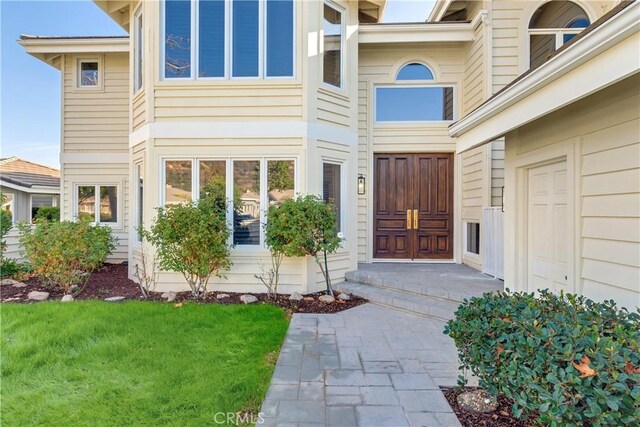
135 163 144 241
529 1 590 69
466 222 480 255
134 8 144 92
322 162 342 231
1 193 14 223
376 87 454 122
396 63 434 81
323 2 343 88
77 185 118 224
165 160 193 204
162 0 294 80
79 61 99 87
31 195 57 222
162 157 296 247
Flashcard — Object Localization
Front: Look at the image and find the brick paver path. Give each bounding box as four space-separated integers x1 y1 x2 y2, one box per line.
260 304 475 426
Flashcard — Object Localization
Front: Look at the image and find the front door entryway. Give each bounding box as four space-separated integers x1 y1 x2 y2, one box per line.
373 153 454 260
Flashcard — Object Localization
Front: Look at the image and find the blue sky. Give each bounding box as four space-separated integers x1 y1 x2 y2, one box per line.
0 0 435 169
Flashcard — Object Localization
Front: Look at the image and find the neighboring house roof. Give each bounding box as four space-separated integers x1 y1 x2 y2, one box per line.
450 0 639 152
0 157 60 191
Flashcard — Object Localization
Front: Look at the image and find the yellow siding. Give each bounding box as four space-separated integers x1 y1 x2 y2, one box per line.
63 53 129 153
491 138 505 206
462 12 486 115
132 92 146 130
505 75 640 306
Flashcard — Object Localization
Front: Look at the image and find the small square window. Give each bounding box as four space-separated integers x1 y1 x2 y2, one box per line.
79 61 99 87
466 222 480 255
322 162 342 232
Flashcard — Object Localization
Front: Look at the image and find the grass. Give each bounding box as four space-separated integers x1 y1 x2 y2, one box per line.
1 301 289 426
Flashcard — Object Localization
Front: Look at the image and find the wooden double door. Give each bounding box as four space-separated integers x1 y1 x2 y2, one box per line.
374 153 454 259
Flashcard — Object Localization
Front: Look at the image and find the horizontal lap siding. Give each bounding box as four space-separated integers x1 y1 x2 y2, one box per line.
132 93 146 131
153 86 304 121
491 2 524 94
357 45 464 261
318 89 351 128
461 146 486 270
491 139 505 206
63 53 129 153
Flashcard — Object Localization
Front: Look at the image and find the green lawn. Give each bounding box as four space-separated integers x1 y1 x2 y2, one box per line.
1 301 289 426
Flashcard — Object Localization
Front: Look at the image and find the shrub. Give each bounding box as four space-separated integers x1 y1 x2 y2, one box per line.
265 194 342 294
17 220 117 292
33 206 60 222
0 259 31 280
141 197 231 299
444 290 640 426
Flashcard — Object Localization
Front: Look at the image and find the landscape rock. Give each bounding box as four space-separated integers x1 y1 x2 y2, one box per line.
240 294 258 304
289 292 304 301
216 293 230 299
12 283 27 288
161 291 177 302
1 279 21 286
337 293 351 301
457 390 498 413
319 294 335 303
303 296 315 302
61 295 74 302
28 291 50 301
69 285 81 294
104 296 125 303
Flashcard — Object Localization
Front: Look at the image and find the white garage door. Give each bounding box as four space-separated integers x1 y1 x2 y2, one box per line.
527 161 569 294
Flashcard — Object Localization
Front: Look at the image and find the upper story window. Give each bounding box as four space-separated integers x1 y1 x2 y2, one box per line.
134 8 143 92
529 1 590 69
322 2 343 89
79 60 99 87
162 0 294 80
375 63 454 123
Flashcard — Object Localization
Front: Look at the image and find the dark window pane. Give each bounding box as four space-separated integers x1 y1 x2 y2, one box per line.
165 160 192 204
199 160 227 213
80 62 98 86
396 63 434 80
322 163 341 231
31 195 54 221
77 186 96 221
134 12 143 91
568 18 589 28
323 4 342 87
100 186 118 223
165 0 191 78
266 0 294 77
529 34 556 69
529 2 589 29
232 0 259 77
199 0 225 77
137 164 144 241
376 87 454 122
563 33 579 44
267 160 294 206
466 222 480 255
233 161 261 245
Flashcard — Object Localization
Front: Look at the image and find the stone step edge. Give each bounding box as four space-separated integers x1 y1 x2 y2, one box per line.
335 282 459 322
344 271 466 304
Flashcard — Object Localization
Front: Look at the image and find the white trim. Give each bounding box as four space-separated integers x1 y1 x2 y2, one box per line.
451 2 640 150
19 37 129 55
359 22 475 44
320 0 346 93
0 180 59 195
76 57 103 90
129 121 359 147
321 157 346 239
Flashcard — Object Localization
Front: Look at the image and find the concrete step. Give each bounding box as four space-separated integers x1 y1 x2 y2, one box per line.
335 281 461 322
345 269 473 304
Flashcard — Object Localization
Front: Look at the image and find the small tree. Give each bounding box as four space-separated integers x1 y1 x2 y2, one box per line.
141 197 232 299
265 195 342 295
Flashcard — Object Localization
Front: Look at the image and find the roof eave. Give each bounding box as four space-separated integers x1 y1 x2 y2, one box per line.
427 0 453 22
359 19 477 44
19 36 129 67
93 0 130 32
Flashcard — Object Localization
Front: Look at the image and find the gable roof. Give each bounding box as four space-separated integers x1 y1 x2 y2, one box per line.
0 157 60 190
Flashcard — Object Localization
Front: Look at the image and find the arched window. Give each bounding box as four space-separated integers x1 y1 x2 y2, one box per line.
396 63 434 81
529 1 590 69
375 62 453 122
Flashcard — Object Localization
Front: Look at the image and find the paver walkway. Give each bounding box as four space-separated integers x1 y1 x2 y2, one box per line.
261 304 475 426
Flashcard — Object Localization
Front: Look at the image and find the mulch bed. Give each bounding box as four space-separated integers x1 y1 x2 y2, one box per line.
0 263 367 314
442 387 533 427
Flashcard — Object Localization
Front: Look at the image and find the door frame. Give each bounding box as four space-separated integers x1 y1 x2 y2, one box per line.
509 147 578 295
370 152 456 262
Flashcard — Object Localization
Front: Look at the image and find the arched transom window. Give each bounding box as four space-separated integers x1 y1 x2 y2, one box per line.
376 63 454 122
529 1 590 69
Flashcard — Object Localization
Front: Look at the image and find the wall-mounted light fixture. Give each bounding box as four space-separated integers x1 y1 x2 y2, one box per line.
357 174 366 195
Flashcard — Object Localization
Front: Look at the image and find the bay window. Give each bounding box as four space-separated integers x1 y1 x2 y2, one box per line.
162 157 296 247
162 0 294 80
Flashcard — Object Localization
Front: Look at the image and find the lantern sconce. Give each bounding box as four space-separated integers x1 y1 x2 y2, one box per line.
357 174 366 195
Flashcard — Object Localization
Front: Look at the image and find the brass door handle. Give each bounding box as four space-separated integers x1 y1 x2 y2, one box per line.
407 210 412 230
413 209 418 230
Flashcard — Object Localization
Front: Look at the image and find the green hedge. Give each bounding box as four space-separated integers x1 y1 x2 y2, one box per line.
444 290 640 426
